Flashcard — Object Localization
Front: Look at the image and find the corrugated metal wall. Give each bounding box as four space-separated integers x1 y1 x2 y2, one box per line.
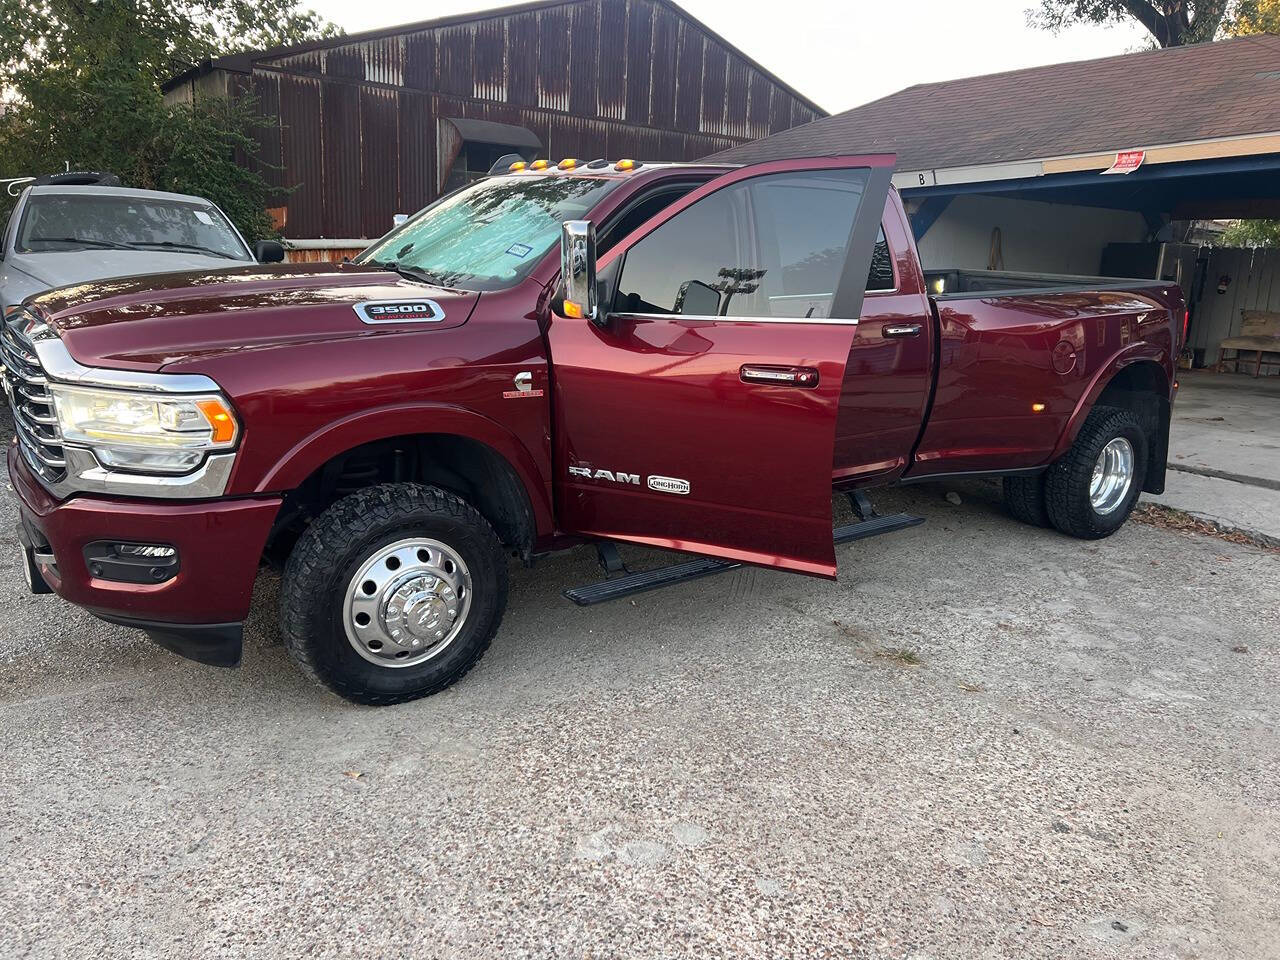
1190 246 1280 372
229 0 821 240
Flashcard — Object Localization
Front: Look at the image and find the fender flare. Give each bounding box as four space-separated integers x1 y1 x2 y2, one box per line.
1049 344 1170 461
253 402 554 537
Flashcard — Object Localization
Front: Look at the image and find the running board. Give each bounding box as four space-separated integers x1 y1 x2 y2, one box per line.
564 510 924 607
565 555 740 606
833 511 925 543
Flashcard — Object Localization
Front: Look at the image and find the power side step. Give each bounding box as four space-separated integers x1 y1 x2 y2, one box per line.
563 491 923 607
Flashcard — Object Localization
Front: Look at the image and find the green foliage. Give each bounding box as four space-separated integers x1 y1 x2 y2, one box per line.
0 0 339 243
1225 0 1280 32
1026 0 1234 46
1220 220 1280 248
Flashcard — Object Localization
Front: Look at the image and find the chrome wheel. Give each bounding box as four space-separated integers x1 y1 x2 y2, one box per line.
342 537 472 668
1089 437 1134 516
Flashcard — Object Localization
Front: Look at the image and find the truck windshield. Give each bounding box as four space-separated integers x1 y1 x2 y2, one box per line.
16 193 251 260
356 175 620 291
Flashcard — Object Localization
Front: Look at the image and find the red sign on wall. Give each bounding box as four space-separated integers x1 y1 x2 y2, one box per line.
1101 150 1146 175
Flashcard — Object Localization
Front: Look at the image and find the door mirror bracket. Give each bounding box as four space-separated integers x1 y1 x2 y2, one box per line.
560 220 605 327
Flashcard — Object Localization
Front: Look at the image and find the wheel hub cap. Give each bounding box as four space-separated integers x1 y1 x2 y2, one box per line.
343 538 472 668
1089 437 1135 516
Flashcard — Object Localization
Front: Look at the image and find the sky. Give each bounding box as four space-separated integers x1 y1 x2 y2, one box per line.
303 0 1150 114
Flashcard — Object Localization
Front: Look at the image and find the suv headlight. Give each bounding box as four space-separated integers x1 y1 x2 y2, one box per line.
50 384 239 474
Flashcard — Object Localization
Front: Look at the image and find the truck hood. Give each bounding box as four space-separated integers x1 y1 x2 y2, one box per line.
11 249 251 289
25 263 481 371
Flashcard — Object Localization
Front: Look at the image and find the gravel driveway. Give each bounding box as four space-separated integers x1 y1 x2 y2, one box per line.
2 456 1277 959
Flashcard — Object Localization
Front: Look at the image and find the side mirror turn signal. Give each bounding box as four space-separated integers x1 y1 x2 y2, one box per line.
560 220 601 325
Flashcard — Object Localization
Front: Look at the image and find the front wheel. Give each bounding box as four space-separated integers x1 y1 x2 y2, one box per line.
280 483 508 705
1044 406 1147 539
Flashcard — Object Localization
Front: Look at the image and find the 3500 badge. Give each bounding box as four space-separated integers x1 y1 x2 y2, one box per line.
353 300 446 324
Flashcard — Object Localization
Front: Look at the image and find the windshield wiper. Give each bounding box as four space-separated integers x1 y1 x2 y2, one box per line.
27 236 134 250
368 260 455 288
126 240 243 260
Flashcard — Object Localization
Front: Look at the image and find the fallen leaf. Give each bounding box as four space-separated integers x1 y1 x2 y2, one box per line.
342 770 364 780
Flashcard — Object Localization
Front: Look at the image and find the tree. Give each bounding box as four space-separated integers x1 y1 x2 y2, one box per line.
1225 0 1280 34
1220 219 1280 248
1027 0 1234 47
1220 0 1280 245
0 0 340 243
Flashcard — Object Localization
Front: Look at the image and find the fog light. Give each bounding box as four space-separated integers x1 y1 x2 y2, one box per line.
84 541 179 584
116 543 176 559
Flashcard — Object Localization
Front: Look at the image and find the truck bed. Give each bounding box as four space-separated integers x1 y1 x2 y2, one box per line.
924 268 1160 299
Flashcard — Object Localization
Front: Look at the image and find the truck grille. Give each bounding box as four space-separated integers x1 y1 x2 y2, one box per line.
1 318 67 484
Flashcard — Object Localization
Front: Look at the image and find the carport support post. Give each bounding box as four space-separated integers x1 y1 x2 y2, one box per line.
909 195 953 242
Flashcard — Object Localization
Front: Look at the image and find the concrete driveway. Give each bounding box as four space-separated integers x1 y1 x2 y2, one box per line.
2 455 1277 958
1145 371 1280 544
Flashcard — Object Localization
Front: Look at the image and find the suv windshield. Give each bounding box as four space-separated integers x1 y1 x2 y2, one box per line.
356 175 620 291
17 193 251 260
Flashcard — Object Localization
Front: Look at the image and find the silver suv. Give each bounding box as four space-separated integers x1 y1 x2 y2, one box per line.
1 180 282 315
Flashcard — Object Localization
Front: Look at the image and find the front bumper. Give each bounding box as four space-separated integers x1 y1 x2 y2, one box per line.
8 440 281 666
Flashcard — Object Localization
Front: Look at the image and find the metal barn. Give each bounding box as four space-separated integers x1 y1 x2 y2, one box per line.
164 0 825 259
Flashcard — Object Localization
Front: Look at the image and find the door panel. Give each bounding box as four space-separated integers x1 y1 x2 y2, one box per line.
548 155 895 577
832 200 935 484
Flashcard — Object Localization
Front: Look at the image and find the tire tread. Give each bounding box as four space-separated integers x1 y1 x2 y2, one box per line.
280 483 506 705
1044 406 1146 540
1002 474 1050 528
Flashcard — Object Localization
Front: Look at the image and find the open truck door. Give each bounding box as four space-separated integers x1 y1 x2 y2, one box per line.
546 155 896 579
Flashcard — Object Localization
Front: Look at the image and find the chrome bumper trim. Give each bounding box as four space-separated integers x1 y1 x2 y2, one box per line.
47 448 237 500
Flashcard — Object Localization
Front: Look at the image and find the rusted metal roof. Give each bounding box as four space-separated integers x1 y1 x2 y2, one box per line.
167 0 824 241
166 0 826 119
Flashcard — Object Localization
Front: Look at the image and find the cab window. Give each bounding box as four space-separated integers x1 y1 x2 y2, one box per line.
613 168 870 320
866 227 895 291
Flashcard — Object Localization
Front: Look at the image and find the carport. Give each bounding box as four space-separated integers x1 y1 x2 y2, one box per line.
709 33 1280 374
901 147 1280 375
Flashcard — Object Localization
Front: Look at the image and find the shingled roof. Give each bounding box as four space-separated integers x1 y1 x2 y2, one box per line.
710 34 1280 170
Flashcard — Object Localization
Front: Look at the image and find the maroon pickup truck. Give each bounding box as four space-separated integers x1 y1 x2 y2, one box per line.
3 154 1185 704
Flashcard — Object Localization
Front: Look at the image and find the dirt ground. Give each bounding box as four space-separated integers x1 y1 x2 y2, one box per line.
3 471 1277 959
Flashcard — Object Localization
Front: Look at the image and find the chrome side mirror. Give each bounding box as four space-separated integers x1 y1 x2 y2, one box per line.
560 220 598 324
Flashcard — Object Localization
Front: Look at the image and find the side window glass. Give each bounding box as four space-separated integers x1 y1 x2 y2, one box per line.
866 227 895 291
598 185 700 256
613 168 869 319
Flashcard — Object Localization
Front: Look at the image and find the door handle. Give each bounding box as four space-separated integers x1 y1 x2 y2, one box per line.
883 323 923 338
740 364 819 388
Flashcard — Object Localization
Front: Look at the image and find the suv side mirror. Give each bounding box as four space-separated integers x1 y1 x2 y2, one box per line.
254 240 285 264
560 220 600 325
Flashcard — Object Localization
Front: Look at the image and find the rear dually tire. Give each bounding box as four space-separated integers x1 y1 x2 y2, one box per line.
1044 406 1147 540
1002 474 1051 528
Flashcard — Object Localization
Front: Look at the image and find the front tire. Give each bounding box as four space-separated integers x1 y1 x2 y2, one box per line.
1044 406 1147 540
280 483 508 705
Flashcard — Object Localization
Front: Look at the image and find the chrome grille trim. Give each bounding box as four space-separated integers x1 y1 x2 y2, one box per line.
2 319 67 483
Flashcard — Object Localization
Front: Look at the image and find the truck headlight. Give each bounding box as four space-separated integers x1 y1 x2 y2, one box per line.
49 384 239 474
